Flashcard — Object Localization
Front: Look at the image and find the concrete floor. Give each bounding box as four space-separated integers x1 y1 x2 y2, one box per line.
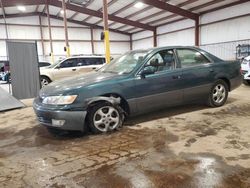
0 85 250 188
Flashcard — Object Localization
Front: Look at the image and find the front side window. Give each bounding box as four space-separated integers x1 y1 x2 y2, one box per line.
144 49 175 73
176 49 210 68
59 59 77 68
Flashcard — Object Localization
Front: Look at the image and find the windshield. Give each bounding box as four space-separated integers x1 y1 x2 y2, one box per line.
48 59 64 68
99 50 148 74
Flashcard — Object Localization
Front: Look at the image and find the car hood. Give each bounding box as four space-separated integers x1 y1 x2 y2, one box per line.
40 71 125 97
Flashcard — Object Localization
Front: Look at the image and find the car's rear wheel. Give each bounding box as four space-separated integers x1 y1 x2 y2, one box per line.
87 102 124 134
207 79 228 107
41 76 51 88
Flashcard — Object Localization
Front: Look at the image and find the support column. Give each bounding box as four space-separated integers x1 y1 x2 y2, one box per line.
62 0 70 57
130 34 133 50
90 28 95 54
195 17 200 46
153 29 157 47
38 15 45 57
46 1 54 63
103 0 111 64
0 0 9 39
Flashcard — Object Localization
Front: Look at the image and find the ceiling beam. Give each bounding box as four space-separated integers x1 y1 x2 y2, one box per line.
154 0 246 27
200 0 250 14
140 0 198 20
49 0 155 31
0 11 131 35
117 0 198 31
85 0 119 25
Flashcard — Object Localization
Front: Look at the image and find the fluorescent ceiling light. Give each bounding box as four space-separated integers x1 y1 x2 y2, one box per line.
60 10 64 14
17 6 26 12
134 2 144 9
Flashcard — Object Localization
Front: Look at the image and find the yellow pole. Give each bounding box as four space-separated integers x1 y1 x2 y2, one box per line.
103 0 111 64
104 30 111 64
66 46 70 57
50 52 54 64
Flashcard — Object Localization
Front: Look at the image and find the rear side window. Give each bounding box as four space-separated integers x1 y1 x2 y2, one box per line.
176 49 210 68
84 58 105 65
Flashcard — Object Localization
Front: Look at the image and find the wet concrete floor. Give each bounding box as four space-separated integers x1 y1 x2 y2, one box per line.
0 85 250 187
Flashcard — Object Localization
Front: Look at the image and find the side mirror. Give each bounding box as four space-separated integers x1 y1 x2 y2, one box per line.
140 67 155 78
149 58 159 67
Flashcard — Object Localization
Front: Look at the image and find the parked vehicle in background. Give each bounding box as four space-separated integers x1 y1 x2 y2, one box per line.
241 55 250 85
33 46 242 134
39 61 51 67
0 61 51 83
40 56 105 87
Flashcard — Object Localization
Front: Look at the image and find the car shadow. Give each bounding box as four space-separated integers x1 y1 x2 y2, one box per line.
45 97 237 138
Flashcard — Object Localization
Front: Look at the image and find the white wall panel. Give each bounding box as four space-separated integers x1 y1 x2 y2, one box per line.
110 42 130 54
0 25 7 38
0 41 7 59
201 2 250 24
133 38 153 50
157 19 194 34
0 16 38 24
7 25 41 39
158 28 195 47
132 31 153 40
201 16 250 45
68 28 91 40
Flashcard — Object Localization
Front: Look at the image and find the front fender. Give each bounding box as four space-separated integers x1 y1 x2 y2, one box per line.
85 96 121 107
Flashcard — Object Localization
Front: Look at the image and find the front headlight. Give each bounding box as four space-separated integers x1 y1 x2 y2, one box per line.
42 95 77 105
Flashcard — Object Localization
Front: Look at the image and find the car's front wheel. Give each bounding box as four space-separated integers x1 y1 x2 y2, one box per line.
41 76 51 88
207 79 228 107
87 102 124 134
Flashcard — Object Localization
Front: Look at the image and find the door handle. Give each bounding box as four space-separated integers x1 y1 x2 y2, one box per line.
172 75 181 79
72 68 76 71
92 67 96 70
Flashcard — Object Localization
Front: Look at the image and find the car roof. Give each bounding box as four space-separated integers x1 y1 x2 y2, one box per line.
67 56 105 59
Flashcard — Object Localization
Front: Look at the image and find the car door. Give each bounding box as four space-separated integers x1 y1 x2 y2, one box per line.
175 48 215 103
53 58 78 80
134 49 183 114
77 58 104 75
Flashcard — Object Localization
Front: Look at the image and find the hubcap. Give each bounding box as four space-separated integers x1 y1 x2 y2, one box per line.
93 106 120 132
41 79 49 87
212 84 226 104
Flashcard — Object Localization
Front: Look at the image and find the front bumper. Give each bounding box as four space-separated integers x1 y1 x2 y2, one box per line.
33 98 87 131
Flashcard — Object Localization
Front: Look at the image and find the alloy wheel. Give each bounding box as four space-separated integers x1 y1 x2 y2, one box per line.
93 106 120 132
212 84 226 104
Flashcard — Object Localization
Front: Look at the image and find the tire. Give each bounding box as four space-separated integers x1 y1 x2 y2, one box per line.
243 80 250 85
87 102 124 134
207 79 229 107
41 76 51 88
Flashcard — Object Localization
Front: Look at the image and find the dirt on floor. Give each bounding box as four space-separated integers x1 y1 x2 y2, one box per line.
0 85 250 188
